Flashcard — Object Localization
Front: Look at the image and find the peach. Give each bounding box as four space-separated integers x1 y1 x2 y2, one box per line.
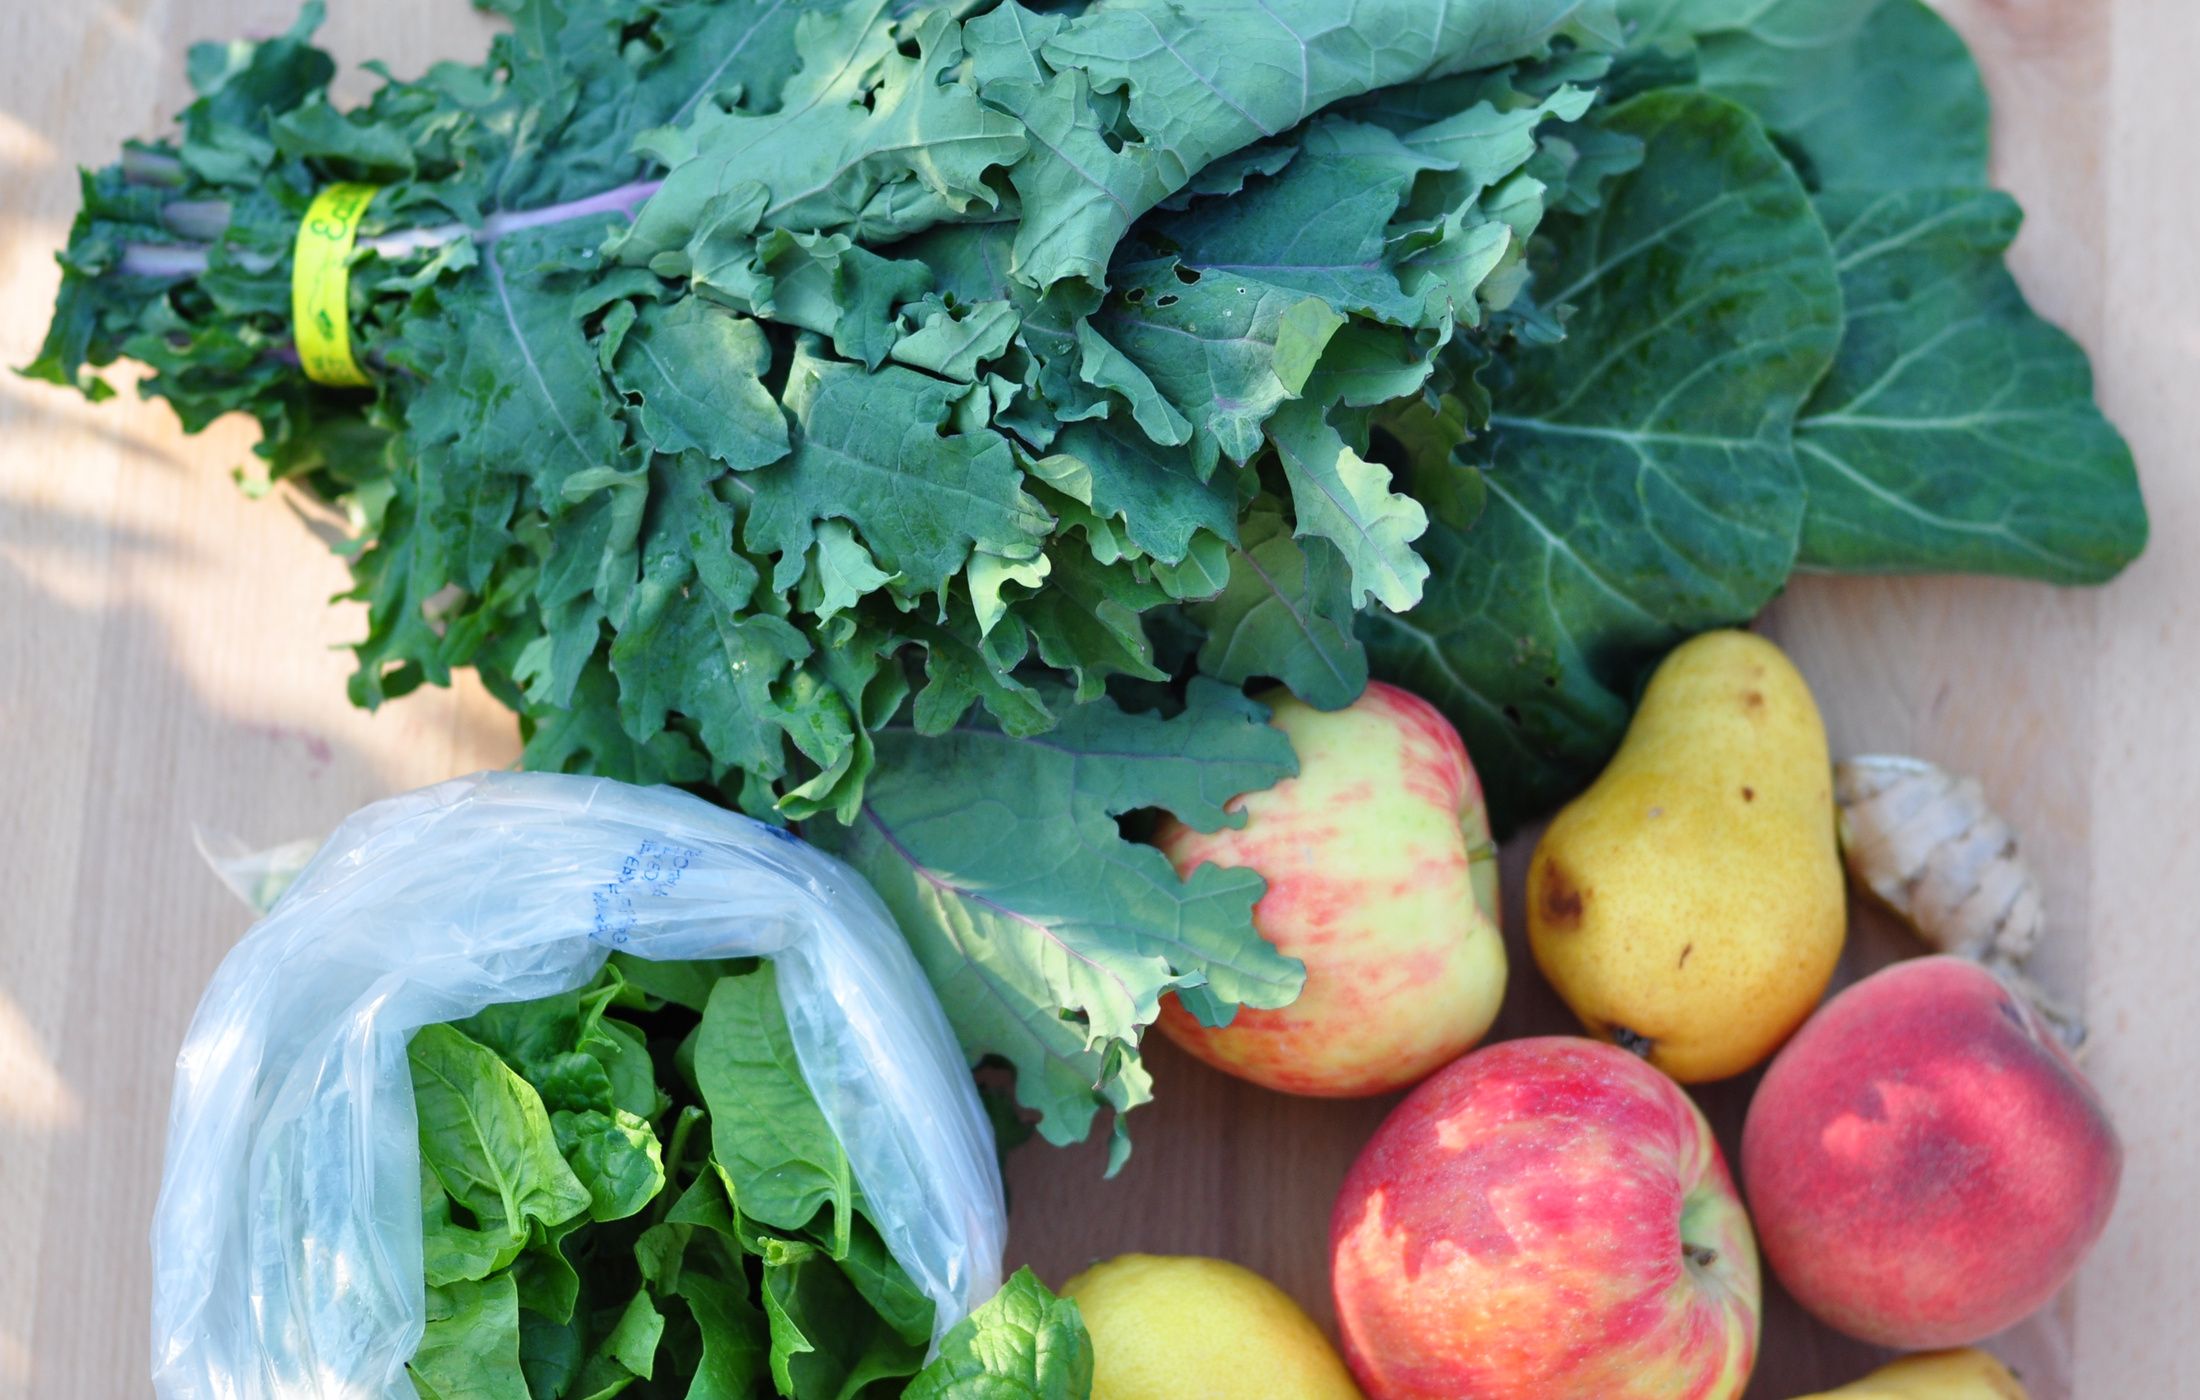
1153 682 1504 1097
1331 1037 1760 1400
1741 956 2122 1348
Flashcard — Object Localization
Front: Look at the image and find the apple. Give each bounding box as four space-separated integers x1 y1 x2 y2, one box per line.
1741 955 2122 1349
1331 1037 1760 1400
1152 681 1504 1097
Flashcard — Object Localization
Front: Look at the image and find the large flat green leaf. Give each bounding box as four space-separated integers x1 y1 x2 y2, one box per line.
1620 0 1988 192
1367 89 1842 827
1794 189 2146 581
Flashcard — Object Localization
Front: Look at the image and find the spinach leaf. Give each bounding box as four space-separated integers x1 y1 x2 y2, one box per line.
903 1268 1092 1400
410 1023 593 1239
554 1108 667 1223
678 1270 771 1400
759 1235 928 1400
410 1274 531 1400
585 1017 668 1121
693 964 856 1245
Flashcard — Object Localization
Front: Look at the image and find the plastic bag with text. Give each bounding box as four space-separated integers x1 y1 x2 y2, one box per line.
151 770 1005 1399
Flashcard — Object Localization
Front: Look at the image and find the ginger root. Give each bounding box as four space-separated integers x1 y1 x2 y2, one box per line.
1833 756 2085 1050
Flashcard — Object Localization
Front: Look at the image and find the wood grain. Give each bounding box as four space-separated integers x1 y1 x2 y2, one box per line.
0 1 2191 1396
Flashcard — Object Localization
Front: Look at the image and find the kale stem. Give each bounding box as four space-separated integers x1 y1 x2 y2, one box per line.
114 176 666 281
121 148 187 187
163 200 234 240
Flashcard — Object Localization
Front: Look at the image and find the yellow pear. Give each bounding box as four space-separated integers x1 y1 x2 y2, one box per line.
1527 630 1844 1082
1792 1348 2028 1399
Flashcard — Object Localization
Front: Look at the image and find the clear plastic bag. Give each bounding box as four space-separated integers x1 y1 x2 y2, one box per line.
152 771 1007 1399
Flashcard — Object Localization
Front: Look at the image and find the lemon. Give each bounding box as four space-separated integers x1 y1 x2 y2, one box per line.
1060 1254 1365 1400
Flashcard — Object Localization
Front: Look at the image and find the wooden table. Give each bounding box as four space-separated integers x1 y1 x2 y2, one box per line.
1 1 2191 1395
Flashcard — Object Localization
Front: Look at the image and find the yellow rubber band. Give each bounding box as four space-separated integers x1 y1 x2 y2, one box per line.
291 183 382 387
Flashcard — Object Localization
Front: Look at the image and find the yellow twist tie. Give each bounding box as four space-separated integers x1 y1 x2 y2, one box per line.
291 183 382 387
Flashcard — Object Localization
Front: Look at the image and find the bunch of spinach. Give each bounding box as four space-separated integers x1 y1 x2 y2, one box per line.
26 0 2146 1157
406 954 1089 1399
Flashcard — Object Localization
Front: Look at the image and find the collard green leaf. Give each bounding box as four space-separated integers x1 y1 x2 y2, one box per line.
1367 89 1842 827
1620 0 1988 192
816 680 1300 1161
693 964 855 1242
409 1022 594 1239
1192 502 1369 710
1793 189 2146 581
903 1268 1093 1400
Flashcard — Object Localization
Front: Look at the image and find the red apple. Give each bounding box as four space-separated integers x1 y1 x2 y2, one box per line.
1153 681 1504 1097
1331 1037 1760 1400
1741 955 2122 1348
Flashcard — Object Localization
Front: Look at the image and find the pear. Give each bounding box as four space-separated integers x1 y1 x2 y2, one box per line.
1528 630 1844 1082
1791 1349 2028 1399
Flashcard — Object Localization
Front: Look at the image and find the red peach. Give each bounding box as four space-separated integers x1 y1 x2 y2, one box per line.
1331 1037 1760 1400
1741 956 2122 1348
1153 682 1505 1097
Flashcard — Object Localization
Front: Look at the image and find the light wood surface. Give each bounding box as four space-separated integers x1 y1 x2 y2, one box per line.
1 1 2191 1396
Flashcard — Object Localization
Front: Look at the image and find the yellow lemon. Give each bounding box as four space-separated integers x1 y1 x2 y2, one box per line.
1060 1254 1364 1400
1792 1349 2028 1399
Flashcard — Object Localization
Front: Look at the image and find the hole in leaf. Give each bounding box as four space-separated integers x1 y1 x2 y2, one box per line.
1115 806 1169 845
1173 264 1202 285
1125 286 1146 304
1154 293 1179 308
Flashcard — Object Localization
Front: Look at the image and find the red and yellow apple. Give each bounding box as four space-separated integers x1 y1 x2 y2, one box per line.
1742 955 2122 1349
1331 1037 1760 1400
1153 681 1503 1097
